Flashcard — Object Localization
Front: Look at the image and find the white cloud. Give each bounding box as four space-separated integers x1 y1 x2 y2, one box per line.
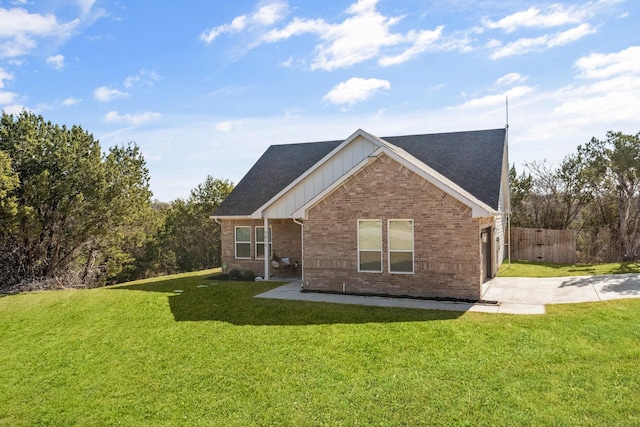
7 58 25 66
123 69 161 88
496 72 526 86
94 86 128 102
46 54 64 70
0 90 17 104
378 26 444 66
323 77 390 108
550 46 640 126
0 7 80 58
262 0 472 70
215 119 243 132
104 110 161 125
253 2 288 26
264 0 409 71
263 17 330 42
1 103 26 115
575 45 640 79
201 1 288 44
0 66 14 89
491 23 595 59
62 97 81 106
483 4 589 33
460 86 534 109
0 69 21 112
77 0 97 15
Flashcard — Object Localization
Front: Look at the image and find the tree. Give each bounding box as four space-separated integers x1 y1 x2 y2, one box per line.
0 150 18 232
580 131 640 261
159 176 233 272
509 164 533 227
0 111 152 289
511 156 591 230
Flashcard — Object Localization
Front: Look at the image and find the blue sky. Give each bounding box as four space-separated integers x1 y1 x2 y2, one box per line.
1 0 638 201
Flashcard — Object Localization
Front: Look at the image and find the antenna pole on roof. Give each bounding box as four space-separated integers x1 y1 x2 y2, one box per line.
505 94 511 267
505 95 509 130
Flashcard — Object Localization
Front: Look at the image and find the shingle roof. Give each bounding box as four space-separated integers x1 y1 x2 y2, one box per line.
213 128 506 216
384 128 506 209
212 139 342 216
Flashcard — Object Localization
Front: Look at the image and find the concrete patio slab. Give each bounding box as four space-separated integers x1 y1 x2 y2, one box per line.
255 282 542 314
255 273 640 315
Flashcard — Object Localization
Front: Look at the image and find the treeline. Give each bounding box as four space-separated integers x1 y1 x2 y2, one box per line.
511 130 640 263
0 111 233 292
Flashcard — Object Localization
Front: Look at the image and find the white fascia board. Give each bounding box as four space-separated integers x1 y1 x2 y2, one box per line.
250 129 383 218
210 215 253 220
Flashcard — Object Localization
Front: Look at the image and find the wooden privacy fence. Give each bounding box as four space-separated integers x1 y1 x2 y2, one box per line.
510 227 577 264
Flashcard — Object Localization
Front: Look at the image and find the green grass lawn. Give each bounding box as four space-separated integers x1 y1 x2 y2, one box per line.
2 270 640 426
499 259 640 277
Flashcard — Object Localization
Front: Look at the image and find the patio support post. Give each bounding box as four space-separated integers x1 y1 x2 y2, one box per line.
293 218 304 281
264 217 270 280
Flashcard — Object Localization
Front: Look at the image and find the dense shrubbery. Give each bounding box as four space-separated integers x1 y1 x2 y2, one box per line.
0 112 233 292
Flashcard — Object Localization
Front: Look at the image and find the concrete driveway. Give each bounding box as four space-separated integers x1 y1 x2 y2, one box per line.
256 274 640 315
482 273 640 305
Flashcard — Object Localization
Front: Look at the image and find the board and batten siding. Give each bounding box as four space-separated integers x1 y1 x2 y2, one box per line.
264 135 378 218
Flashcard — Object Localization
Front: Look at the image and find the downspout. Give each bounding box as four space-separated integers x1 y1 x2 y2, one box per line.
508 211 511 267
293 218 304 282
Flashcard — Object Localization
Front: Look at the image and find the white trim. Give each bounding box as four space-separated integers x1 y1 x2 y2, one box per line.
357 219 383 273
234 226 251 259
255 226 272 259
388 219 414 274
263 218 270 281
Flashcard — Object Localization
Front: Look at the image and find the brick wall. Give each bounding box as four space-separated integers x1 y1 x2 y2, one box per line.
303 154 488 300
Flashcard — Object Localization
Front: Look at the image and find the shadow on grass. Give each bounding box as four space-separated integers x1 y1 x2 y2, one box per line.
610 262 640 274
114 275 463 325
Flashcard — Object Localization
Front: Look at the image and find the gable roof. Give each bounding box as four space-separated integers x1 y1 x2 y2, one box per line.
213 128 507 217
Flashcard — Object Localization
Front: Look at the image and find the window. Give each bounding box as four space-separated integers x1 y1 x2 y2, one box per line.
358 220 382 272
388 220 414 273
235 226 251 259
255 226 272 259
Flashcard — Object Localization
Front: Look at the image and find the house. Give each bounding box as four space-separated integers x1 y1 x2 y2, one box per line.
212 128 509 301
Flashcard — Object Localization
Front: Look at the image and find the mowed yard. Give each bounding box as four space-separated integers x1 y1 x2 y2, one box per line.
1 268 640 426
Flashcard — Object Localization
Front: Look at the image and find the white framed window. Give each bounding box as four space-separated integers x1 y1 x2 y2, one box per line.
235 226 251 259
255 226 272 259
358 219 382 272
388 219 414 274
